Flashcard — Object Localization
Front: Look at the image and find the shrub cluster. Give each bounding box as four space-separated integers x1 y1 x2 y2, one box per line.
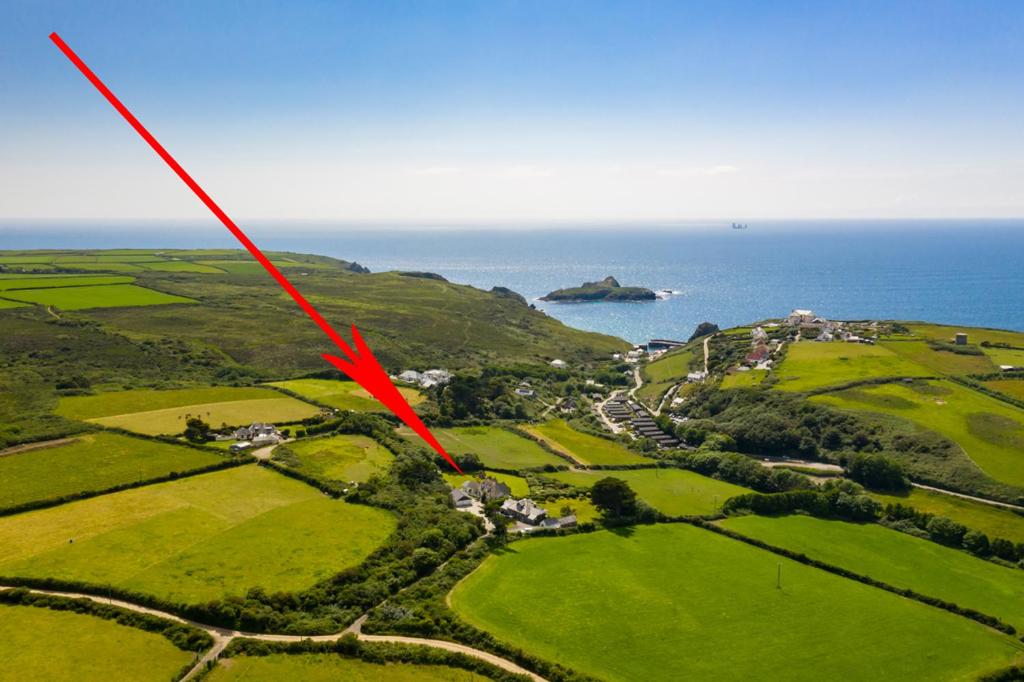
882 503 1024 564
221 636 533 682
721 479 881 522
669 449 812 494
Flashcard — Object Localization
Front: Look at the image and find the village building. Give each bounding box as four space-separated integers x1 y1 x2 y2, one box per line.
397 369 422 384
460 475 511 502
232 423 281 443
786 309 815 326
955 332 968 345
745 345 770 366
500 498 548 524
450 488 474 508
550 359 568 369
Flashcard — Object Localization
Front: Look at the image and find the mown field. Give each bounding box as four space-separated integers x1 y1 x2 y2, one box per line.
450 524 1021 681
546 468 748 516
774 342 932 392
207 654 490 681
0 466 396 603
870 488 1024 545
443 471 530 498
0 604 193 682
277 434 394 483
522 420 653 466
1 284 196 310
56 386 319 435
905 324 1024 348
0 433 223 508
722 514 1024 630
813 380 1024 488
268 378 425 412
0 299 28 309
397 425 564 470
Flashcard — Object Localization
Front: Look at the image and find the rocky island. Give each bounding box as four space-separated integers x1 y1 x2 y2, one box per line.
540 276 657 302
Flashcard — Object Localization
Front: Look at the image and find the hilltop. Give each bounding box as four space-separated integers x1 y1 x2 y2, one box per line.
540 275 656 302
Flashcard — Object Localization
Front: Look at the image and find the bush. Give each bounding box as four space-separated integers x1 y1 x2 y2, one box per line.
846 453 909 491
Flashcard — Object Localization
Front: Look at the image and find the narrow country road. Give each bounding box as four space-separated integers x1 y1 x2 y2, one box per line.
0 586 548 682
911 482 1024 512
703 334 711 373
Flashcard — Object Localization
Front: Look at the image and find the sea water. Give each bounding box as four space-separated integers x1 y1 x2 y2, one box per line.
3 221 1022 344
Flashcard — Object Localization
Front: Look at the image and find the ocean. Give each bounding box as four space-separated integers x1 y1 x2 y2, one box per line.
2 221 1022 344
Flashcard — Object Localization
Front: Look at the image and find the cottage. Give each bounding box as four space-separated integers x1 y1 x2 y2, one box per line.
450 489 474 508
421 369 453 387
538 515 578 530
232 422 280 442
686 370 708 382
500 498 548 525
745 345 770 365
460 476 511 502
560 397 578 413
397 370 422 384
955 333 968 345
752 326 769 343
515 387 535 397
550 359 568 369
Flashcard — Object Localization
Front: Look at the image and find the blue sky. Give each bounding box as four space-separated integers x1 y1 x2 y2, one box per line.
2 1 1022 223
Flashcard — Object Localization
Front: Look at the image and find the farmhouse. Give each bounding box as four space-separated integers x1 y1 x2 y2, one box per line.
745 345 770 365
450 488 474 508
232 422 281 443
460 475 512 502
500 498 548 524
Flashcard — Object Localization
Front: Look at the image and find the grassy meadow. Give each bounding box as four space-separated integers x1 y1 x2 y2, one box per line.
1 284 196 310
0 466 395 603
522 420 653 465
813 380 1024 488
720 369 767 389
985 379 1024 400
0 604 194 682
443 471 530 497
880 340 996 375
905 324 1024 348
277 434 394 483
722 514 1024 630
207 654 490 681
450 524 1021 682
397 425 564 469
0 275 134 290
0 299 28 309
546 468 748 516
638 343 703 405
56 386 319 435
0 433 223 508
774 342 932 392
268 378 425 412
870 487 1024 545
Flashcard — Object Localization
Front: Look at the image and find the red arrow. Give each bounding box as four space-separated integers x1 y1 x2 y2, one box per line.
49 32 462 474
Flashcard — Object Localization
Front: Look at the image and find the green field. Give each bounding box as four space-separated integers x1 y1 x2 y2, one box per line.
269 378 425 412
207 654 490 681
443 471 530 497
814 380 1024 488
638 344 702 405
880 340 995 375
0 433 223 508
0 299 28 309
279 434 394 483
523 420 653 465
0 604 194 682
546 468 748 516
773 341 932 392
870 487 1024 545
538 496 600 523
0 466 395 603
397 425 564 469
138 261 226 273
57 386 320 435
905 324 1024 348
451 524 1020 681
1 284 195 310
722 514 1024 630
720 369 767 389
0 275 134 290
985 379 1024 400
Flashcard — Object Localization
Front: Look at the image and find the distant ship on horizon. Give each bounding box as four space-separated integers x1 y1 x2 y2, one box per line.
731 222 749 230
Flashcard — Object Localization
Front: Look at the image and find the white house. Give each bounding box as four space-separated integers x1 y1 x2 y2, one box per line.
786 309 815 326
397 370 422 384
550 359 567 369
500 498 548 525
